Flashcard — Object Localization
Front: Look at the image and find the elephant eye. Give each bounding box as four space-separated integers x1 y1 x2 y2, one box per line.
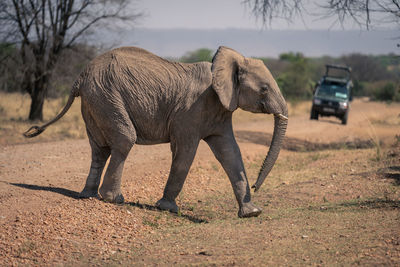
260 85 269 93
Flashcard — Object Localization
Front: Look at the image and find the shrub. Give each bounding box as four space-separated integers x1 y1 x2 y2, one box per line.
180 48 213 63
371 82 399 101
277 52 313 100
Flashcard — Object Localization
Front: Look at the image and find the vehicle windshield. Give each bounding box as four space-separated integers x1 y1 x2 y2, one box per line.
316 83 348 100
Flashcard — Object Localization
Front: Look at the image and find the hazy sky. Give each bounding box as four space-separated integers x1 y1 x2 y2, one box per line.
132 0 379 30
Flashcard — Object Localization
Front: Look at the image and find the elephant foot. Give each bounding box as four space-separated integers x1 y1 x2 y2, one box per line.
238 202 262 218
79 188 99 199
155 198 179 213
99 188 124 204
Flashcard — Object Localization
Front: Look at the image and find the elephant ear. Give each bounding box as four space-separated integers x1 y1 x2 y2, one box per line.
211 46 245 111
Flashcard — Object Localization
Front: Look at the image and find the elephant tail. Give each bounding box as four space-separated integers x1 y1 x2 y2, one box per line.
23 86 80 138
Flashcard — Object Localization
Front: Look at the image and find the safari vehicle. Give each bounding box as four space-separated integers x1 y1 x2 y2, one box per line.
310 64 353 125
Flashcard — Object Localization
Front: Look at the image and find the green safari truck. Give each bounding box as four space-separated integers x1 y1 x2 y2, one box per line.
310 64 353 125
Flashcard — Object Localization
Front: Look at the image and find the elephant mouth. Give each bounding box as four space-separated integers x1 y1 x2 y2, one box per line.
260 102 271 114
260 102 288 120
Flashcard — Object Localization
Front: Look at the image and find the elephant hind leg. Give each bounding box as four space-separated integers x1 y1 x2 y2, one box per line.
82 101 137 204
79 135 111 199
98 125 136 204
99 144 133 203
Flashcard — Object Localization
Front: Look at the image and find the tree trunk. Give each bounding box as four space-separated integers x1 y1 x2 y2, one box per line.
28 86 46 121
28 73 48 121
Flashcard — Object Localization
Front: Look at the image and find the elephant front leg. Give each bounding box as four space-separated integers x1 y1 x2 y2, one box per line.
156 139 199 213
205 134 262 218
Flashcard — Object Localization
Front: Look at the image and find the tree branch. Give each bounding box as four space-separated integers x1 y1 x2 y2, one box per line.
244 0 400 29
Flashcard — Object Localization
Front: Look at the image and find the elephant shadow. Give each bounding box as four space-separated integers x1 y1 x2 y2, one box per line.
126 201 208 224
5 182 208 223
7 182 80 199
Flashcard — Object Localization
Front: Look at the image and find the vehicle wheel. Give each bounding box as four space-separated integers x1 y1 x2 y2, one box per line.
310 108 318 120
341 111 348 125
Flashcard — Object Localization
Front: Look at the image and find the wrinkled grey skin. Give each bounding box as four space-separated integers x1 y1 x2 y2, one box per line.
24 46 288 218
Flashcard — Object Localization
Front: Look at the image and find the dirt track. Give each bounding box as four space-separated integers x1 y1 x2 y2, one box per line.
0 99 399 266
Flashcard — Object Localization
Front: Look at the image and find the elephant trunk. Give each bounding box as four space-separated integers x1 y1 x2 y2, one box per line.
252 113 288 192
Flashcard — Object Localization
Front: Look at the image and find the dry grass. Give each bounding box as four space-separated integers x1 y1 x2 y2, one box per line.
0 92 86 145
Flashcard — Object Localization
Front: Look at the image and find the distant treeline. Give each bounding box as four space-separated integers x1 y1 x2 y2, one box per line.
1 44 399 102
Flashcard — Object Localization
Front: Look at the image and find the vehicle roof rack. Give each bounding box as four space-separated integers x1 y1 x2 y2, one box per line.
325 64 352 79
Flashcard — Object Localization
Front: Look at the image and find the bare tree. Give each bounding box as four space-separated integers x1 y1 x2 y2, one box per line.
322 0 400 29
243 0 305 25
0 0 142 121
243 0 400 29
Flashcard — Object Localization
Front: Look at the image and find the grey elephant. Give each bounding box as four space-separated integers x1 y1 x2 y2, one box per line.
24 46 288 218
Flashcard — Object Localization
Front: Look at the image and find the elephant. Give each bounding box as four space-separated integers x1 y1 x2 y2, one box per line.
24 46 288 218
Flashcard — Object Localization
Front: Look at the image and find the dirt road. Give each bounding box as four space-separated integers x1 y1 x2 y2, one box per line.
0 99 399 266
